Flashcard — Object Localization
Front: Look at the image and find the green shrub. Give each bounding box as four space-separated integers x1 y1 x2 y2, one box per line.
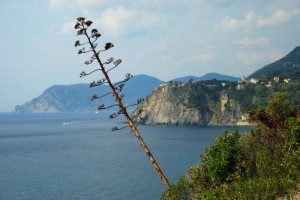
161 95 300 199
197 177 296 200
161 176 191 200
200 131 247 186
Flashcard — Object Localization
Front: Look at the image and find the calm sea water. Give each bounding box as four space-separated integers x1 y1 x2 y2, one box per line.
0 112 250 200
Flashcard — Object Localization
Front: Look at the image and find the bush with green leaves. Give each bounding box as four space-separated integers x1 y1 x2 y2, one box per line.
201 131 247 186
161 94 300 200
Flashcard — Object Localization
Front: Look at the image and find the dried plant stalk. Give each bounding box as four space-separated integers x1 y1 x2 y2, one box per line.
74 17 170 188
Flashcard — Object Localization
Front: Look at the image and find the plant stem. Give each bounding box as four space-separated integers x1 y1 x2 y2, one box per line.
82 26 171 188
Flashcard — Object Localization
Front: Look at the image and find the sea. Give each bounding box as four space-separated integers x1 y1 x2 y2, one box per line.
0 112 250 200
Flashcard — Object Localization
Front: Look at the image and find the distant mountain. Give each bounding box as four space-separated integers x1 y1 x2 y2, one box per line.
12 75 165 113
248 46 300 80
14 45 300 114
171 72 240 83
13 84 102 113
11 73 241 113
122 74 166 103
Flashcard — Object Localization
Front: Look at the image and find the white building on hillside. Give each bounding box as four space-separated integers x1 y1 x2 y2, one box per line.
250 78 259 84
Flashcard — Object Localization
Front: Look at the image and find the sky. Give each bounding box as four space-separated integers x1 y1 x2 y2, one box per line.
0 0 300 111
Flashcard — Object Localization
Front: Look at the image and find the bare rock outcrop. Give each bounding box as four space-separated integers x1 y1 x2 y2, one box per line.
135 82 247 126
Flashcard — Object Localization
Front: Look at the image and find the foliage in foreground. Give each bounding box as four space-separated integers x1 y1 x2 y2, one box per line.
161 95 300 199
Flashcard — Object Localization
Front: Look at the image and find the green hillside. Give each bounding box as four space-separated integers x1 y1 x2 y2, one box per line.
181 79 300 113
248 46 300 80
227 80 300 112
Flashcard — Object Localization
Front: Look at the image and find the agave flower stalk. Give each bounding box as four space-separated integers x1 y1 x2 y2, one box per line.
74 17 170 188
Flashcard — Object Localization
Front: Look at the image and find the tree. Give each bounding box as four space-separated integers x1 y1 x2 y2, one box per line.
74 17 170 188
161 95 300 199
248 94 298 140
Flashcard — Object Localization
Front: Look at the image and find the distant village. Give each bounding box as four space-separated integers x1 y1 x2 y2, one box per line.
236 76 291 90
163 75 292 91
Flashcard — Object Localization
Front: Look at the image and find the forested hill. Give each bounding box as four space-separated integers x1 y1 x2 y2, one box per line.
171 72 239 83
248 46 300 80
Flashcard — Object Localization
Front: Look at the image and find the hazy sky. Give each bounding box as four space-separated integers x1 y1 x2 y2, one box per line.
0 0 299 111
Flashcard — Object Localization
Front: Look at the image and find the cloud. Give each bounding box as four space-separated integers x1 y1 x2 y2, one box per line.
61 21 76 34
136 11 167 28
257 9 300 27
236 49 282 66
233 37 269 48
98 7 167 35
49 0 102 9
94 7 135 37
178 48 216 64
75 0 101 7
189 52 215 62
214 8 300 32
257 10 292 27
49 0 68 9
60 7 167 36
214 11 255 32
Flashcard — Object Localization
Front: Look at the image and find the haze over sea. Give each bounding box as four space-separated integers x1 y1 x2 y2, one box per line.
0 112 250 200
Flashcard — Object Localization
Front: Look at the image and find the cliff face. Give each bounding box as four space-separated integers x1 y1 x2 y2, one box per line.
135 82 246 126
